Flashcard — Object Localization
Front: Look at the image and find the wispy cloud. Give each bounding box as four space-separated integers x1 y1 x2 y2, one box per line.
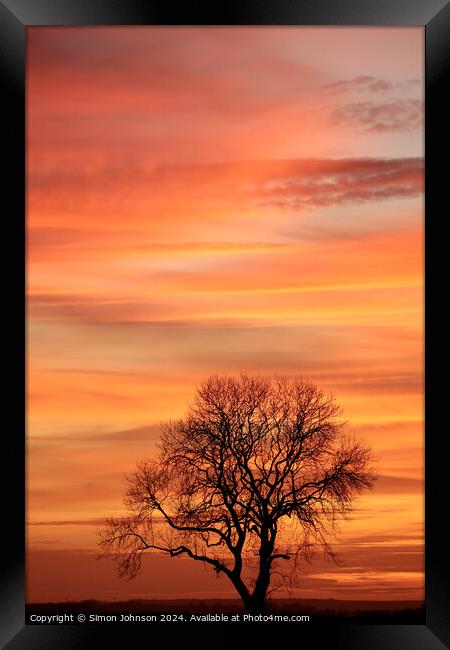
248 157 423 210
28 518 106 526
373 475 423 494
322 76 420 95
331 100 423 133
29 157 423 223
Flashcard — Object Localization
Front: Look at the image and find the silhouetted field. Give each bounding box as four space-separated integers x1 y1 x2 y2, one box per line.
26 599 425 623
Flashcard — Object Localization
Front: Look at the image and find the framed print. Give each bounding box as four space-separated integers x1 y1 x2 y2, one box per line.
1 1 448 648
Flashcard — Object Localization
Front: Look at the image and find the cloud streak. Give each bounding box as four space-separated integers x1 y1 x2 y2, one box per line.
28 157 423 225
322 76 420 95
331 100 423 133
249 157 423 210
26 548 424 602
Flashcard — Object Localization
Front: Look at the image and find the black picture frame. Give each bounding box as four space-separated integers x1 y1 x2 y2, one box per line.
1 1 448 648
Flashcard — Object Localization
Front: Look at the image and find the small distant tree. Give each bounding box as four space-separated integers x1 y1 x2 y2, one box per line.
99 375 376 612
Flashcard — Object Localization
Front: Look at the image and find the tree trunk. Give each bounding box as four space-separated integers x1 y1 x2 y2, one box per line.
231 530 274 613
229 573 268 612
245 592 268 613
229 572 253 612
247 555 271 612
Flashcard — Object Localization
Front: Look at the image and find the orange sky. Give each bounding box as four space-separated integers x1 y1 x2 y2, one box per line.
26 27 424 602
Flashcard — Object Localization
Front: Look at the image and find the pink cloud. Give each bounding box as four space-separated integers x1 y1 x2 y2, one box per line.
331 100 423 133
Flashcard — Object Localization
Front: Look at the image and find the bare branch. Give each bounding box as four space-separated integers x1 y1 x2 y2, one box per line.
99 374 377 611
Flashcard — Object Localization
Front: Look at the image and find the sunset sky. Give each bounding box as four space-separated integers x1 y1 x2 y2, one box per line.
27 27 424 602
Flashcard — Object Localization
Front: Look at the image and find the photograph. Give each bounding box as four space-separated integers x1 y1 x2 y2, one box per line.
26 25 425 625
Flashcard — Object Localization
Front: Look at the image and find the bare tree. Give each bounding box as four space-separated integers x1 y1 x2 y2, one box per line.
99 374 376 612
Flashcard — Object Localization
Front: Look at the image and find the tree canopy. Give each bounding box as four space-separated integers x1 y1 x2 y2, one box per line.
99 374 376 611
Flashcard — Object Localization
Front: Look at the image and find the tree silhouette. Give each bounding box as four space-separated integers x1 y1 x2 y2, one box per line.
99 374 376 612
